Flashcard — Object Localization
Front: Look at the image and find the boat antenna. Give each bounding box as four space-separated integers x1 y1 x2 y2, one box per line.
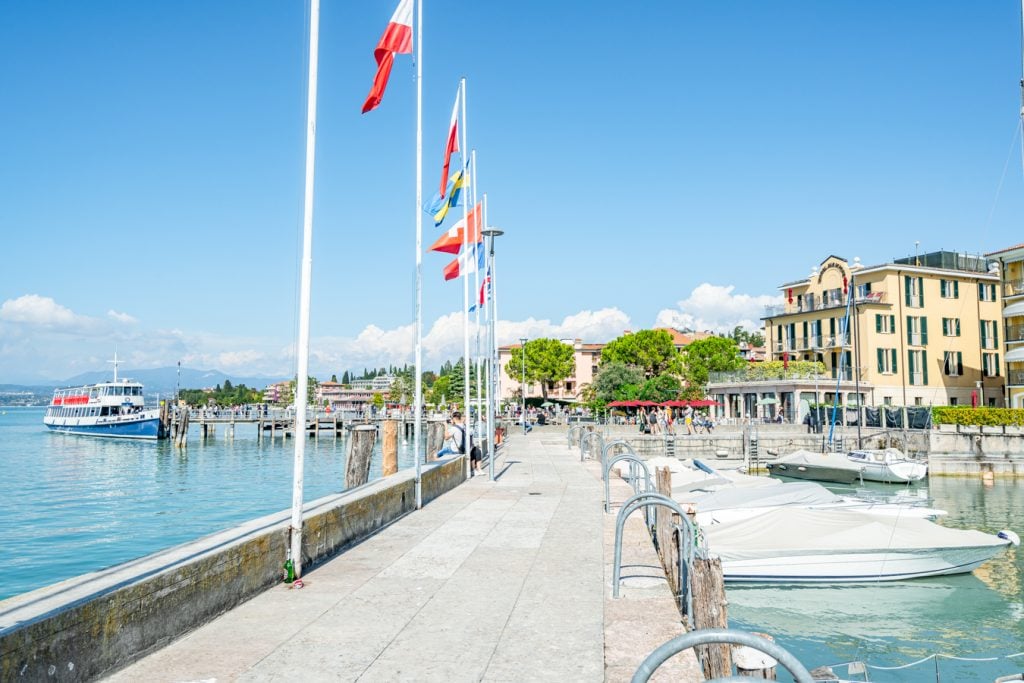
108 350 120 383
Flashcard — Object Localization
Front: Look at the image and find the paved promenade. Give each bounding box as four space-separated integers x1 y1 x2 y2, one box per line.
109 430 696 682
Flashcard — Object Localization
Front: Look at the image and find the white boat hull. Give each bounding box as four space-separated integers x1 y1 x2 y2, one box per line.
722 545 1008 583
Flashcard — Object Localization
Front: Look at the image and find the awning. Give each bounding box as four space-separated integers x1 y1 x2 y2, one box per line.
1004 301 1024 318
1007 347 1024 362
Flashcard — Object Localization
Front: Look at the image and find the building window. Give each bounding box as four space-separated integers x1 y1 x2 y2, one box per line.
943 351 963 376
908 349 928 386
940 279 959 299
855 282 872 300
941 318 961 337
876 348 897 374
905 276 924 308
950 397 959 406
983 352 1001 377
906 316 928 346
981 320 999 350
786 323 796 351
915 397 924 406
979 282 998 302
875 314 895 334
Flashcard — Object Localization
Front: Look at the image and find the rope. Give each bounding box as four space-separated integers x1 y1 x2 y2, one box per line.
825 649 1015 673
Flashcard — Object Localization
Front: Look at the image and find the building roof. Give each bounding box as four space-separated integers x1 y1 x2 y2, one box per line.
986 243 1024 257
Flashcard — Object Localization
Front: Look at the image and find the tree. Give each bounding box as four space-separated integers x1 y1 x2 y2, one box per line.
730 325 765 349
504 338 575 401
600 330 681 377
592 361 645 404
387 373 414 404
638 373 681 402
330 374 338 383
681 337 746 390
341 370 350 385
288 376 320 406
427 374 451 407
371 392 384 409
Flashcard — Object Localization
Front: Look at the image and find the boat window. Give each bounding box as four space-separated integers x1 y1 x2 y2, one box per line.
873 454 885 462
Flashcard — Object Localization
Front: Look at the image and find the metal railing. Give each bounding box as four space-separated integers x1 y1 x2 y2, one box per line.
631 629 814 683
1009 370 1024 386
1006 325 1024 343
603 452 651 513
1003 278 1024 298
763 292 886 318
580 430 604 462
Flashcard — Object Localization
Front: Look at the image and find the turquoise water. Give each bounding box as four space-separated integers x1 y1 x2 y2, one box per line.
729 477 1024 681
0 407 416 601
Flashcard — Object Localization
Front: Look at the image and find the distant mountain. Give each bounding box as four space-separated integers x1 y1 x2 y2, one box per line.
57 367 287 397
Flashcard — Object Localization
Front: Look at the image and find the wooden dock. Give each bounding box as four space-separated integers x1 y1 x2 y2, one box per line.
166 407 427 444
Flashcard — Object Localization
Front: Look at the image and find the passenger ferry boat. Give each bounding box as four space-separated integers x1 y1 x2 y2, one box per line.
43 355 164 439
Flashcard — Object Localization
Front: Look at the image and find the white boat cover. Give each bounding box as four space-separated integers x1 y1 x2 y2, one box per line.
776 449 864 473
705 508 1007 561
681 482 840 511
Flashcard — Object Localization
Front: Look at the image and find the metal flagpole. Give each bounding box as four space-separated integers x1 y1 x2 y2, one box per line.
471 149 483 453
412 0 424 508
290 0 321 581
459 76 471 473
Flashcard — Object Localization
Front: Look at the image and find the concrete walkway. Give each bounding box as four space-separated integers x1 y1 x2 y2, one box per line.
108 430 695 682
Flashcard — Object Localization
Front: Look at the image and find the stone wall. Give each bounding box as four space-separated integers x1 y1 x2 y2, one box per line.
0 458 466 682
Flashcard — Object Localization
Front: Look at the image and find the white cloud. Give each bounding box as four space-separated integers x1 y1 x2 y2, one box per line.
107 310 137 324
654 283 782 333
0 294 94 330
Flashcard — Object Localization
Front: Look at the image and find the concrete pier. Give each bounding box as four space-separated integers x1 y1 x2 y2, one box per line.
104 431 698 682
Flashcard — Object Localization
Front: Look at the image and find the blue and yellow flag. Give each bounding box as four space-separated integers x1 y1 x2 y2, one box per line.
426 168 464 226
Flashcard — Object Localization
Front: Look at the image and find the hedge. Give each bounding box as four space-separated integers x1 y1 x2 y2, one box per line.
932 406 1024 426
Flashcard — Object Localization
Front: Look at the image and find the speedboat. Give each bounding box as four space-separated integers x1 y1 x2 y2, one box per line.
704 508 1018 583
766 450 865 484
43 359 164 440
846 448 927 483
678 481 946 526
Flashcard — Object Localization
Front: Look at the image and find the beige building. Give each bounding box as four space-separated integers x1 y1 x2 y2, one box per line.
985 243 1024 408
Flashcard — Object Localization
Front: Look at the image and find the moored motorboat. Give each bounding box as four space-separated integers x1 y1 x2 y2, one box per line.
846 448 927 483
704 508 1018 583
765 450 864 484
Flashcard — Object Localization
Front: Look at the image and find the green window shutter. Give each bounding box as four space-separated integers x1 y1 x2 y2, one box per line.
997 354 1000 376
908 351 915 379
981 321 987 347
877 348 884 373
921 316 928 345
891 348 898 373
940 280 946 297
830 318 836 335
994 323 999 346
905 276 911 305
978 282 984 300
922 350 928 385
876 315 882 333
802 320 808 340
957 351 963 375
954 280 959 298
942 318 948 336
890 314 895 332
918 277 924 306
906 316 912 345
956 319 961 336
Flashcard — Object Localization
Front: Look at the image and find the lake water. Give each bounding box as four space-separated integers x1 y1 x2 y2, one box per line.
728 477 1024 681
3 409 1022 680
0 406 416 601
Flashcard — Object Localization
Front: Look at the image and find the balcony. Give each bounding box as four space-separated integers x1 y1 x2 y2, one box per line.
763 292 886 318
1007 325 1024 343
1003 279 1024 298
1009 370 1024 386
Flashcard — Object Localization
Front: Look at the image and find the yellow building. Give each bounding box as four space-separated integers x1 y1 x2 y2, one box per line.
985 243 1024 408
757 252 1003 414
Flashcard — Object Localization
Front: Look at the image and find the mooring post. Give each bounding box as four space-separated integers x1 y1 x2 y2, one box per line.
654 467 679 591
735 632 778 679
692 555 731 679
426 419 445 462
345 424 377 489
382 419 399 476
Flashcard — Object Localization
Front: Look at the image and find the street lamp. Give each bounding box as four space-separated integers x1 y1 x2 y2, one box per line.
519 336 528 434
482 227 503 480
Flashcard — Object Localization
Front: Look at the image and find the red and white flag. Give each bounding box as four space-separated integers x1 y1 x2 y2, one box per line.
361 0 413 114
439 90 460 197
428 202 481 254
443 244 483 281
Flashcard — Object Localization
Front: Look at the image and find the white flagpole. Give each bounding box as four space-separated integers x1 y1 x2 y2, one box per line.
290 0 320 581
413 0 424 508
471 149 482 451
483 193 495 480
459 76 471 471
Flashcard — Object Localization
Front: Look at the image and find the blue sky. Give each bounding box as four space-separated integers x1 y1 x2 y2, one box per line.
1 1 1022 383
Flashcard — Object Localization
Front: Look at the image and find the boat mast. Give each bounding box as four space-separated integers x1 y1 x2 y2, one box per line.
108 351 120 383
289 0 321 582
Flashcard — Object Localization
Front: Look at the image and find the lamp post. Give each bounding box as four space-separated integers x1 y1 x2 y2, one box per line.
482 227 503 480
520 336 528 434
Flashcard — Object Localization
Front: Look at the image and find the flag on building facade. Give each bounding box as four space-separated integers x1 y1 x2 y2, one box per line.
439 91 460 197
443 243 483 281
361 0 413 114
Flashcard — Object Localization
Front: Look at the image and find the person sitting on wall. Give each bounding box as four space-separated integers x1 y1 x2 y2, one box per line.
436 411 466 458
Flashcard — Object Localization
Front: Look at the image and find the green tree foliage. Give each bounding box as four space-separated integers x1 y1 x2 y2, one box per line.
638 373 681 402
504 338 575 400
730 325 766 348
288 376 320 405
371 392 384 409
341 370 351 385
592 361 645 404
427 374 451 407
681 337 746 390
600 330 681 377
387 372 414 404
178 383 263 407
